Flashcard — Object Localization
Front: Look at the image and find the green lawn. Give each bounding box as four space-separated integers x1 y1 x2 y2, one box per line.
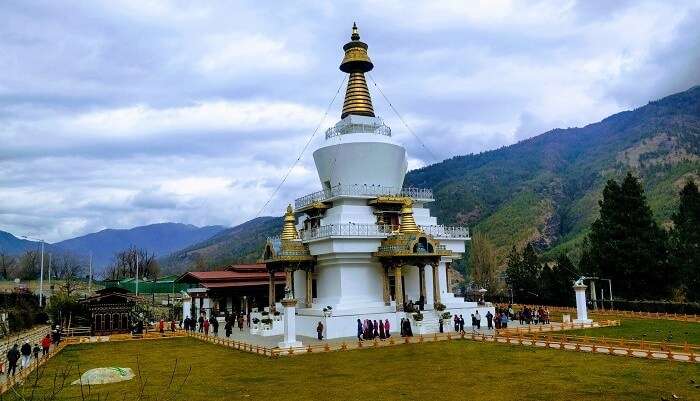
564 315 700 344
4 337 699 401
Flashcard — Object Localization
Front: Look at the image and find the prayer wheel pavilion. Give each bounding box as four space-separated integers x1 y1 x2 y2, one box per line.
259 24 493 339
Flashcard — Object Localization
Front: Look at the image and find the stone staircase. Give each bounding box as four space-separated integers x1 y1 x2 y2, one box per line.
409 310 441 335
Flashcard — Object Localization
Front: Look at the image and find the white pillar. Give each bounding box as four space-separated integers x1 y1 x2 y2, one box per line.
278 298 302 348
573 284 592 323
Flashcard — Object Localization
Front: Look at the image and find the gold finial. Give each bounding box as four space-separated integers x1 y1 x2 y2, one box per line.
351 22 360 41
399 200 421 234
339 23 375 119
280 204 299 240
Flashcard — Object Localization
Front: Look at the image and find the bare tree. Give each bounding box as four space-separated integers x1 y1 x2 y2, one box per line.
53 253 86 296
18 250 39 280
0 250 16 279
106 247 160 281
469 232 503 294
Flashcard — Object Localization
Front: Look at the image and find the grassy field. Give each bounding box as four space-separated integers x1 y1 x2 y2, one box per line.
4 337 699 401
563 315 700 344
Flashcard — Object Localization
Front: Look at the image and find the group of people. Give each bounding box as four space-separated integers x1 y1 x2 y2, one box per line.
157 319 177 333
357 319 392 340
516 306 550 325
183 313 246 338
5 326 61 377
224 314 246 337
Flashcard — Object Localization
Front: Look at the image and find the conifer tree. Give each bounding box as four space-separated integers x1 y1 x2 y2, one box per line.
669 179 700 301
586 173 668 299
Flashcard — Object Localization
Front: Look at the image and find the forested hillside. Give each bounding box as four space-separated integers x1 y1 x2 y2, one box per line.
405 85 700 263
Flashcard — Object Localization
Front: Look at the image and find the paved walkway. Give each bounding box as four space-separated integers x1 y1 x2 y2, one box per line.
196 319 541 348
0 325 53 384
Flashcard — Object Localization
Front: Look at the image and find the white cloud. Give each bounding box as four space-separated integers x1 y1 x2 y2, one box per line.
1 0 699 242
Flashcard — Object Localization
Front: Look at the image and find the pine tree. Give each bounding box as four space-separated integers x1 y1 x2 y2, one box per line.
520 243 541 299
669 179 700 301
587 173 668 299
504 244 541 303
504 245 522 294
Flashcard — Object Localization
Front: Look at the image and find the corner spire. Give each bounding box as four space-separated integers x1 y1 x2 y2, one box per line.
280 204 299 240
339 23 375 119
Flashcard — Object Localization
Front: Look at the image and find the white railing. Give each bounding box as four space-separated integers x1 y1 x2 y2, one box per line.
300 224 470 241
295 184 434 209
325 121 391 139
420 225 471 239
301 224 396 241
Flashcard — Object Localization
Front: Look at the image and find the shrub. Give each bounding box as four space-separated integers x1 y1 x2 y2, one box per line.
261 318 273 325
434 302 446 311
412 312 424 321
441 312 452 320
252 318 260 324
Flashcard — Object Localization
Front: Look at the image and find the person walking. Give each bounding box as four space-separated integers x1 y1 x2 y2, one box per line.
211 316 219 336
486 311 493 330
20 340 31 369
500 312 508 329
51 326 62 345
459 315 466 334
159 319 165 334
41 334 51 356
316 321 324 340
237 314 244 331
203 318 210 336
475 311 482 330
357 319 363 341
379 320 385 339
198 315 204 333
384 319 391 338
225 319 233 338
6 344 19 377
373 320 379 339
453 314 460 332
32 343 40 361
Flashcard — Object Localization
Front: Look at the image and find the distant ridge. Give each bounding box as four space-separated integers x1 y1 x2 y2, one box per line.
52 222 226 274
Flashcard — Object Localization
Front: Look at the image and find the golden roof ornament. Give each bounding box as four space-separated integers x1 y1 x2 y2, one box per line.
339 23 375 119
399 200 421 234
280 204 299 240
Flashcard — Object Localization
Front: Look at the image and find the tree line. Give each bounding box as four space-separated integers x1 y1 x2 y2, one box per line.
470 173 700 304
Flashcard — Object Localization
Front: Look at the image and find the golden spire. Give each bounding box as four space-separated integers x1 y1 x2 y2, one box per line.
399 200 421 234
339 23 375 119
280 204 299 240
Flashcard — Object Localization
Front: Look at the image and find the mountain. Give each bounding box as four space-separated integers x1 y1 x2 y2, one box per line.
0 230 43 255
54 223 226 273
405 85 700 264
160 217 282 273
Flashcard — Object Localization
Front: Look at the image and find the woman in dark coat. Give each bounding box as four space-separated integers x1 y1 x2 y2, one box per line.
367 319 374 340
404 319 413 337
357 319 363 341
379 320 385 339
225 319 233 337
400 318 405 337
373 320 379 339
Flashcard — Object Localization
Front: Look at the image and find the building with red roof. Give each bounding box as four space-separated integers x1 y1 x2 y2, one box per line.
176 264 285 319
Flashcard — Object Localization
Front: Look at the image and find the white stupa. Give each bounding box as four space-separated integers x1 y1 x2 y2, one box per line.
261 24 494 339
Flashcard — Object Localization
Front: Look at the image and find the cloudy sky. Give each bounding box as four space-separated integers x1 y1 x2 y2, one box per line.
1 0 699 242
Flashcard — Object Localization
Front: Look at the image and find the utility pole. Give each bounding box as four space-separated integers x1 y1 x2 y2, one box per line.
47 253 51 305
40 240 44 307
88 252 93 294
135 252 139 296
